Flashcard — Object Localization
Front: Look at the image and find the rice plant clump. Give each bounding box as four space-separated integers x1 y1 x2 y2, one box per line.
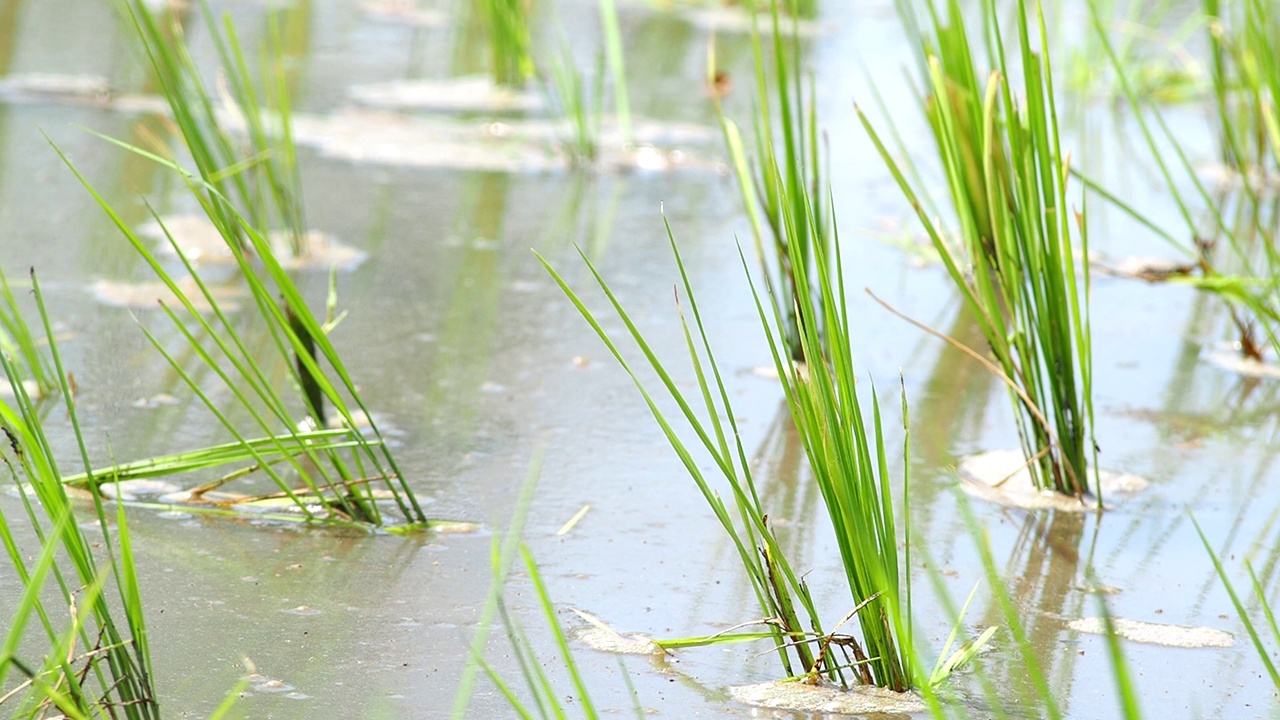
862 0 1096 498
540 168 914 690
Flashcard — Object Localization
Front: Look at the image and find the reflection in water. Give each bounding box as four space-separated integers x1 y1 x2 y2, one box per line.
0 0 21 77
755 401 822 565
537 172 625 261
421 171 510 454
986 510 1087 715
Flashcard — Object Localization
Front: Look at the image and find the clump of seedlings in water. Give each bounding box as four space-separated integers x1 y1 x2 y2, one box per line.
477 0 535 87
0 276 160 719
540 140 926 690
46 0 429 530
1087 0 1280 363
860 0 1096 499
713 1 829 364
543 0 631 165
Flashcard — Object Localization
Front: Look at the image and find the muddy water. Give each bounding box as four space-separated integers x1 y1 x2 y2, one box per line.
1 0 1278 718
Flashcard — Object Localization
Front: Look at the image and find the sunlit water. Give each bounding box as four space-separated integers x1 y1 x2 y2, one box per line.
0 0 1277 718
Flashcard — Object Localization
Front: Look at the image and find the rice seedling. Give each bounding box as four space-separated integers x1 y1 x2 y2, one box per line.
478 0 535 87
545 40 605 165
1204 0 1280 181
860 0 1096 498
1064 0 1202 104
0 271 55 397
538 230 831 684
1193 515 1280 690
735 0 820 19
122 0 307 257
39 0 429 529
597 0 631 146
452 454 645 720
543 0 630 165
0 273 158 719
1087 0 1280 361
711 2 828 363
539 168 913 688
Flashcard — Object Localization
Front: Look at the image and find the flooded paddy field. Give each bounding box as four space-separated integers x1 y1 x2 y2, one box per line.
1 0 1279 718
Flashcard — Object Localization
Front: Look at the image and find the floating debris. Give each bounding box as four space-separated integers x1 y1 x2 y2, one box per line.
360 0 447 26
0 73 110 103
1069 617 1234 648
139 215 366 271
274 108 719 174
678 7 827 37
350 76 543 114
958 449 1149 511
132 393 181 409
1205 347 1280 379
282 605 322 617
0 379 45 400
98 479 182 501
749 361 810 382
729 681 926 715
572 609 663 655
90 277 245 312
1092 255 1197 282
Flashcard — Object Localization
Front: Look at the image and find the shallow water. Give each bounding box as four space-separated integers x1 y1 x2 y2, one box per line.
2 0 1279 718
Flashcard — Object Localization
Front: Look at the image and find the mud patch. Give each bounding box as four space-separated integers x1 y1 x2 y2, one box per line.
571 609 663 655
958 449 1149 511
1205 347 1280 379
678 7 827 37
1069 617 1234 648
90 277 246 312
140 215 366 271
360 0 448 26
729 681 926 715
350 76 543 114
277 109 719 173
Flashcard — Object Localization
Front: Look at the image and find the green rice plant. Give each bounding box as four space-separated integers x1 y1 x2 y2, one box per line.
54 147 426 529
42 0 429 529
597 0 631 146
545 39 605 165
861 0 1095 498
1205 0 1280 180
478 0 535 87
711 2 828 363
1087 0 1280 361
538 231 830 684
735 0 820 19
476 546 615 720
539 174 913 688
122 0 307 256
543 0 630 165
1193 515 1280 690
1064 0 1202 104
0 273 158 719
452 454 644 720
0 271 55 397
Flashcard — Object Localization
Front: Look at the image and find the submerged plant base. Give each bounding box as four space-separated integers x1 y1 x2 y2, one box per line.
958 450 1149 511
729 681 926 714
1068 617 1234 649
1205 346 1280 379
